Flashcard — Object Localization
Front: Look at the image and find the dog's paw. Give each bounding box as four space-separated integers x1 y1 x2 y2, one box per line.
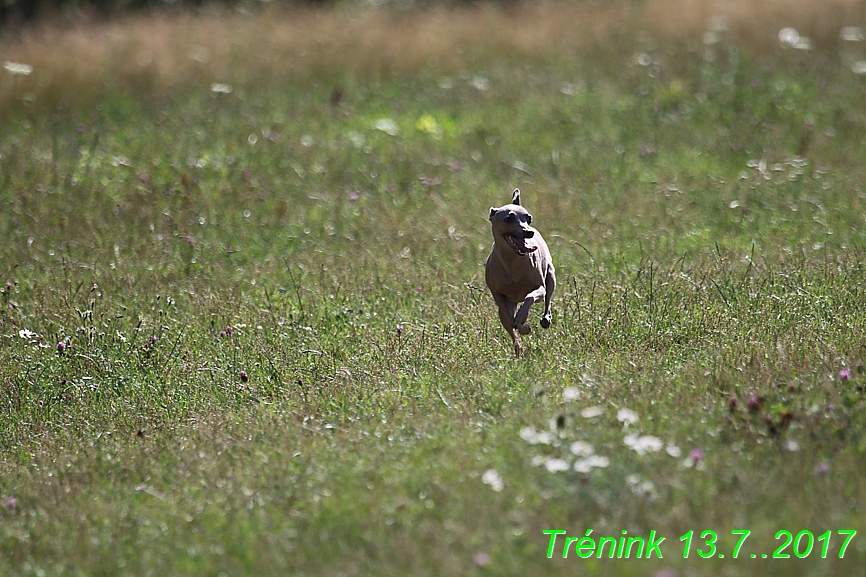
540 316 551 329
517 323 531 335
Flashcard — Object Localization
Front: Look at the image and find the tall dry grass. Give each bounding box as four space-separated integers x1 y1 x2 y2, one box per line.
0 0 863 113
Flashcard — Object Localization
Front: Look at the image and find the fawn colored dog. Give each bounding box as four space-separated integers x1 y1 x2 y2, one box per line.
485 188 555 356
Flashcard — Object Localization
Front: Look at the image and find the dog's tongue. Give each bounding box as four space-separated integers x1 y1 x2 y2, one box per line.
511 235 538 254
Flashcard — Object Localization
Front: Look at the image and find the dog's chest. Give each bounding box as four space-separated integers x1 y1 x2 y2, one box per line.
485 248 545 300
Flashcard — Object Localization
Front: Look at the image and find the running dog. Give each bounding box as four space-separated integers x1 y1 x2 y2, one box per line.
485 188 555 356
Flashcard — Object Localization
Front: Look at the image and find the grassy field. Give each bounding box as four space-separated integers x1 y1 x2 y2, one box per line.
2 0 866 575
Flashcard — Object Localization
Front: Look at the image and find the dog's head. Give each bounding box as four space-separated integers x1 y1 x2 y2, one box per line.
489 188 537 257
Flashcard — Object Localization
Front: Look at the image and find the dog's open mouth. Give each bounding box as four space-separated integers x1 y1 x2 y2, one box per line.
505 235 538 257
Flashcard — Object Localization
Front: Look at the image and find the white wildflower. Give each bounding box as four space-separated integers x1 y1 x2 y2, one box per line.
519 427 538 443
3 61 32 76
470 76 489 91
559 81 584 96
569 441 594 457
519 427 553 445
210 83 233 94
531 455 549 467
580 406 604 419
633 53 652 66
574 455 610 473
778 27 812 50
778 27 800 47
627 475 657 498
544 458 570 473
18 329 39 340
616 408 639 426
840 27 865 42
535 431 554 445
374 118 399 136
623 434 664 455
482 469 504 492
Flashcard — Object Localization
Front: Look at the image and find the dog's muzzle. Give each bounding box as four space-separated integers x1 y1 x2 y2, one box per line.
505 234 538 257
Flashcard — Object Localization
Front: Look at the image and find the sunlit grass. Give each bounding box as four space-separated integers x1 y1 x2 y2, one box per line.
1 1 866 575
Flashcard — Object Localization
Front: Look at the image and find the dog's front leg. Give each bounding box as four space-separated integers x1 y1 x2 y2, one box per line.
514 286 546 334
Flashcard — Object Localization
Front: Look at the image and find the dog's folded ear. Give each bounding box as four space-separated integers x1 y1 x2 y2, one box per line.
512 188 521 205
489 207 497 220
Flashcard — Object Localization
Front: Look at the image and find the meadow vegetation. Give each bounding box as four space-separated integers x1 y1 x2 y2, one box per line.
2 0 866 575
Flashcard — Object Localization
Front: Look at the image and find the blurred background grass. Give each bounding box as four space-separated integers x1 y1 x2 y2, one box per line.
1 0 865 115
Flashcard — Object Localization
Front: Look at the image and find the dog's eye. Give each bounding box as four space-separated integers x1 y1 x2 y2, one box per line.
527 215 532 224
504 214 514 223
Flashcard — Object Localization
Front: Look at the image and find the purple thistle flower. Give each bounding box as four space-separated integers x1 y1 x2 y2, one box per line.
814 462 829 474
746 393 763 413
688 448 705 463
728 394 738 412
239 370 249 383
56 341 66 354
225 325 233 337
396 323 404 336
839 368 852 381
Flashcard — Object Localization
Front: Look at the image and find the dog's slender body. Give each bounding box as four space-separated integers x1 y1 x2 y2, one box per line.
485 188 555 356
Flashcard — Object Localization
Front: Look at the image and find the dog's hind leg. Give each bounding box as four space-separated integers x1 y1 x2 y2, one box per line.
540 269 555 329
492 292 522 356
